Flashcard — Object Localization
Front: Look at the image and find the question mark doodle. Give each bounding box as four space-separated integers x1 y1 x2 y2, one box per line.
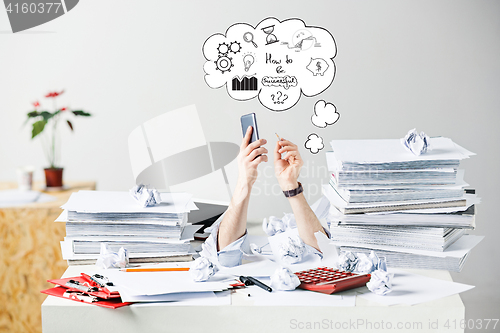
271 91 289 104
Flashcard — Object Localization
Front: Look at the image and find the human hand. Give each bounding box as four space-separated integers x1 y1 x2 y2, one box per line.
274 138 303 191
236 126 268 189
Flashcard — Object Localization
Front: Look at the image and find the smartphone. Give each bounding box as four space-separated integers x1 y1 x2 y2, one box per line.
240 113 259 143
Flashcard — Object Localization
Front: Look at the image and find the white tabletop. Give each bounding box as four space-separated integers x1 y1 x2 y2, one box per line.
42 265 465 333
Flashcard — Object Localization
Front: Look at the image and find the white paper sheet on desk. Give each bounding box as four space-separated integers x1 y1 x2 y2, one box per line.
221 253 328 277
220 258 280 277
357 268 474 306
223 231 338 277
130 291 231 306
62 191 198 213
0 190 56 208
239 277 355 307
99 264 234 296
120 290 216 302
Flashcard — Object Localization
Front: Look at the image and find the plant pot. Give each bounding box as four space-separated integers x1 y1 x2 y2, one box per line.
44 167 64 188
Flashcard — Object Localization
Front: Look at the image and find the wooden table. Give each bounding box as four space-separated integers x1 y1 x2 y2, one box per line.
0 181 96 333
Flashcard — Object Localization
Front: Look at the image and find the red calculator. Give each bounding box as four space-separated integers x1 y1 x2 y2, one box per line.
295 267 371 295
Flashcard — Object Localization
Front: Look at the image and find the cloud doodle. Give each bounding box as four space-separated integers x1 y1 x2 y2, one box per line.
311 100 340 128
203 17 336 112
304 133 324 154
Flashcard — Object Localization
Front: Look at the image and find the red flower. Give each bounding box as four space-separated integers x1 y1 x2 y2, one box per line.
45 90 65 98
32 101 40 108
61 107 67 112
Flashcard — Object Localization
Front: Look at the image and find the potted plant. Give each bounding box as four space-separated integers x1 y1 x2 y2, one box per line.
25 90 91 188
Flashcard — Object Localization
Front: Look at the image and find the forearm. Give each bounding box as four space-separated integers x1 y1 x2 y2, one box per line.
217 180 251 250
287 192 326 251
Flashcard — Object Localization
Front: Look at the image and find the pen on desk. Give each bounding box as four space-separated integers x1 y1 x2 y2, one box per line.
239 276 273 293
121 267 190 272
247 276 272 292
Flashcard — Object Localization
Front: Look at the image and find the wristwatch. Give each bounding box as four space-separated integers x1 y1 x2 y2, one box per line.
283 182 303 198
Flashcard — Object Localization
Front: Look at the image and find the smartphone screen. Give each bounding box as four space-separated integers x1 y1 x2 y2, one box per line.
240 113 259 143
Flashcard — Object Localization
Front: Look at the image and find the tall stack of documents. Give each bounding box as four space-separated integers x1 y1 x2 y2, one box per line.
323 137 480 272
57 191 198 265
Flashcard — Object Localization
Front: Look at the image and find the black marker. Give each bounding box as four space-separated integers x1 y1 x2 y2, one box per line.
239 276 272 293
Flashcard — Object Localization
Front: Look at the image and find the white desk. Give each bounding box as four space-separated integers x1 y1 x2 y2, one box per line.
42 265 465 333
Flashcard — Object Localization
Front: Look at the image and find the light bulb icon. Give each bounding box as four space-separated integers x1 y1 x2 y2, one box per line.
243 54 254 72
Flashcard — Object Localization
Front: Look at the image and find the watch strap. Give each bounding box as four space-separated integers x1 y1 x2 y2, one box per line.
283 182 303 198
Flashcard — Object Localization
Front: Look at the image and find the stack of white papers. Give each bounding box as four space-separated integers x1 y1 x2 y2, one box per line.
57 191 198 265
329 225 465 252
323 183 467 214
322 136 481 271
327 137 473 171
337 235 483 272
324 138 474 213
332 204 476 229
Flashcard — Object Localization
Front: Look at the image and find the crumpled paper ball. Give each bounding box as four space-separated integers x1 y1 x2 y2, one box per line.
190 257 219 282
95 243 129 269
130 184 161 207
338 250 393 296
339 250 388 275
401 128 430 156
262 216 286 236
278 236 306 265
377 256 388 272
338 251 358 272
354 253 376 274
354 250 382 274
270 266 301 291
282 213 297 229
366 269 394 295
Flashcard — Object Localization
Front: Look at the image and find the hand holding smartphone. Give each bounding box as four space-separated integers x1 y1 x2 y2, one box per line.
240 113 259 143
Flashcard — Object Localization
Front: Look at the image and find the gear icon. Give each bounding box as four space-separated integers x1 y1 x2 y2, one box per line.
229 41 241 54
214 55 233 73
217 42 230 55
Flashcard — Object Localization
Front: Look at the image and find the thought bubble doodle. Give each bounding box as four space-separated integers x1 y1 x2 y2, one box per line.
304 133 324 154
311 100 340 128
203 17 336 112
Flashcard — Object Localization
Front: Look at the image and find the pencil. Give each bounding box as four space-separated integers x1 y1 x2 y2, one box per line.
121 267 190 272
276 133 283 149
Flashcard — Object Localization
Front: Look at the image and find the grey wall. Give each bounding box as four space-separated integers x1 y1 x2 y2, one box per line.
1 0 499 329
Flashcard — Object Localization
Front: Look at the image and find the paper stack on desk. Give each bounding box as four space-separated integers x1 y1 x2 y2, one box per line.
323 136 482 272
57 190 199 265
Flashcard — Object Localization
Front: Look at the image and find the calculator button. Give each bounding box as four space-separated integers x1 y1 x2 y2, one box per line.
296 267 371 295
